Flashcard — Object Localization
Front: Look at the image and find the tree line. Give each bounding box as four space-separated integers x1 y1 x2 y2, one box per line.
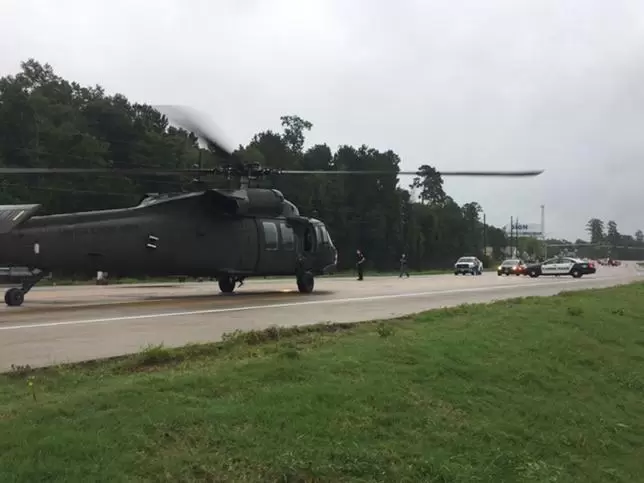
0 59 516 271
571 218 644 260
3 59 638 272
515 220 644 262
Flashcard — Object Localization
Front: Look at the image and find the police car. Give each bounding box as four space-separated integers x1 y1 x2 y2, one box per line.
523 257 596 278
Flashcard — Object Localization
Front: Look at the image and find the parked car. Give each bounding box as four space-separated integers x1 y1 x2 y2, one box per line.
497 258 525 276
454 256 483 275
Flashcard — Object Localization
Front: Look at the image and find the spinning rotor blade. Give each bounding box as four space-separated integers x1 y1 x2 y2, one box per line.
155 105 236 161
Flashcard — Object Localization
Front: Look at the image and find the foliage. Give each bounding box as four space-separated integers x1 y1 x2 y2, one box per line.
0 59 516 270
2 282 644 482
586 218 605 244
569 218 644 260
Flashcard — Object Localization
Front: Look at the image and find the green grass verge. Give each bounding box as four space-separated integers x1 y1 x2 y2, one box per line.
2 283 644 482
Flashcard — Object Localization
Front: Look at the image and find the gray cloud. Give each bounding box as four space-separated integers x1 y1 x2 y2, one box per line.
2 0 643 240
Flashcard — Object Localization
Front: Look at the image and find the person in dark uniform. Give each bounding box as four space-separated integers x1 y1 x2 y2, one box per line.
356 249 365 280
399 253 409 278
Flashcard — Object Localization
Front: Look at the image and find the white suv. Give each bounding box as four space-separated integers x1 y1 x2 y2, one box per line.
454 256 483 275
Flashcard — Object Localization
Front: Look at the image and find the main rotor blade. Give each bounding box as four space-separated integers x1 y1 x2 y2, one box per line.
0 167 545 177
0 167 206 175
279 169 545 177
415 170 544 177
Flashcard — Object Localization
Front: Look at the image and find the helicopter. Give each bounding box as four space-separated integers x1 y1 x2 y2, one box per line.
0 109 545 307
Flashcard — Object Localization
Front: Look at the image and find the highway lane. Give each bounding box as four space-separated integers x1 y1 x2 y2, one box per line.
0 264 640 371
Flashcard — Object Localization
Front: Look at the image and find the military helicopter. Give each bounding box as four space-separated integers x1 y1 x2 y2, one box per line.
0 109 544 307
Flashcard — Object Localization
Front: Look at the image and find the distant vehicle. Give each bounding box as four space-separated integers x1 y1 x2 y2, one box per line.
497 259 525 276
454 256 483 275
523 257 596 278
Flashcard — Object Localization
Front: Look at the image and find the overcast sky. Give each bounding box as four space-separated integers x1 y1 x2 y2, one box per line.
2 0 643 241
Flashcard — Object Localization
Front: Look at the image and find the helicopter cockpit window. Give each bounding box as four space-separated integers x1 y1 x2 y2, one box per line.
315 225 328 246
322 226 332 244
279 223 295 251
314 225 333 246
262 221 278 251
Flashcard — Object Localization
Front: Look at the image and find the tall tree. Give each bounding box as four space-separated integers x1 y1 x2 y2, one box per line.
606 220 619 247
410 164 446 205
635 230 643 243
585 218 604 244
280 115 312 154
461 202 483 254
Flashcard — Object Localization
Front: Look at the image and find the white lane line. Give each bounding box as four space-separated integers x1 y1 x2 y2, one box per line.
0 276 624 332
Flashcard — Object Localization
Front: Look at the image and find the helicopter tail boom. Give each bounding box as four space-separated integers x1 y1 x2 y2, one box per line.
0 204 41 234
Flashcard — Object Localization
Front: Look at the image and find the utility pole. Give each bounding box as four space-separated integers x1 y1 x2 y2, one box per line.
483 212 487 258
540 204 546 259
515 216 520 258
510 216 514 258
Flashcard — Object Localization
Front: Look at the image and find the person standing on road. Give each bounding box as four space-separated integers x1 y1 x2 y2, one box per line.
356 249 365 281
399 253 410 278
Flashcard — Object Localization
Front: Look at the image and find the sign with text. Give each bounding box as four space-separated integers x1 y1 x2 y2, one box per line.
504 222 543 237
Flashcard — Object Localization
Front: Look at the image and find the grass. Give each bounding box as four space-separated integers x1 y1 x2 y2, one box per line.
2 283 644 482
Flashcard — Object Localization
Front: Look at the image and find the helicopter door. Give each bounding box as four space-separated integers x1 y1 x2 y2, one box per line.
256 219 293 275
277 221 297 274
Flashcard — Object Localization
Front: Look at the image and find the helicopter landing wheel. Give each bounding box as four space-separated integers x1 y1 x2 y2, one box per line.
4 288 25 307
296 271 315 294
218 276 236 294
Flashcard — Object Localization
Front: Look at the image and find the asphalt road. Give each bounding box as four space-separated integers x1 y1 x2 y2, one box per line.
0 263 641 371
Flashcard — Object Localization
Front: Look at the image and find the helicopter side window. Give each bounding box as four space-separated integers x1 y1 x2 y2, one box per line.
262 221 278 251
304 226 313 252
279 222 295 251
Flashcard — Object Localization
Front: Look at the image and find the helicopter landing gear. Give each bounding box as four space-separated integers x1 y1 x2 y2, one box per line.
218 275 236 293
218 275 244 294
4 270 47 307
5 288 24 307
296 271 315 294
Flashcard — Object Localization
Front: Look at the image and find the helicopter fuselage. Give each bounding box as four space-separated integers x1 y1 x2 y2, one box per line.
0 189 338 282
